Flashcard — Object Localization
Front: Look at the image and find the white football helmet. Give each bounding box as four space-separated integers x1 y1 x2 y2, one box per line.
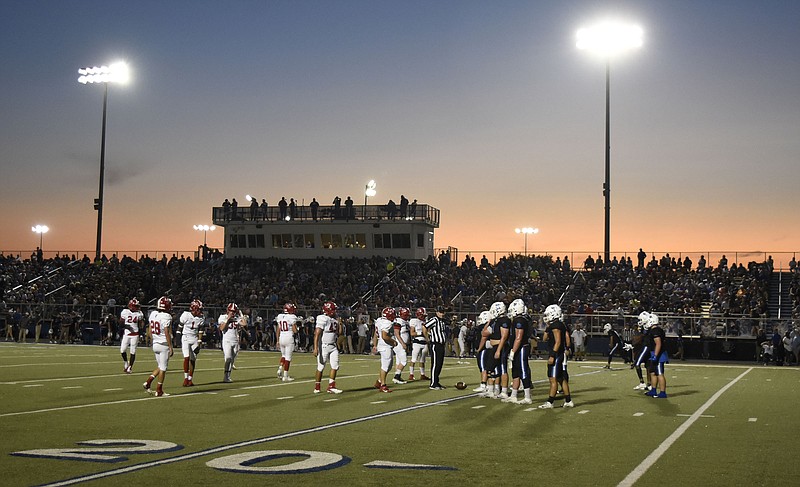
648 313 659 328
603 323 612 333
477 310 492 326
507 299 527 318
489 301 507 319
543 304 562 324
637 311 651 328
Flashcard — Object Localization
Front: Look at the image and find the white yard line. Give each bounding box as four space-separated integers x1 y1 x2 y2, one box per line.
617 367 753 487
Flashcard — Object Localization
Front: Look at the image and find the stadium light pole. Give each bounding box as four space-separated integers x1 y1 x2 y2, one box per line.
32 224 49 251
78 61 130 262
364 179 376 219
514 227 539 256
576 21 643 263
193 224 216 247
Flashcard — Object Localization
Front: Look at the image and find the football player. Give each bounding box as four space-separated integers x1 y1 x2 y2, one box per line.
472 310 492 393
372 307 397 393
143 296 174 397
604 322 624 369
218 303 242 383
632 311 652 391
179 299 205 387
489 301 511 399
539 304 574 409
504 299 533 404
275 303 298 381
408 307 429 381
644 313 669 398
119 298 144 374
391 307 411 384
313 301 343 394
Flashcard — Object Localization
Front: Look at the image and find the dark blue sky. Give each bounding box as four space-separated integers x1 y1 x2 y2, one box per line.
2 1 799 261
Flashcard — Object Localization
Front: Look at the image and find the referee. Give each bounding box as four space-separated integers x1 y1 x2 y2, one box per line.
423 306 447 390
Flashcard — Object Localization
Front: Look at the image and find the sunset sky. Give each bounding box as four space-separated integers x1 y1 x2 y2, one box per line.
1 1 799 266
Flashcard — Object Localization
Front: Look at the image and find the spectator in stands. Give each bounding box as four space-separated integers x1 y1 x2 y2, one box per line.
260 199 268 221
310 198 319 221
249 198 259 221
278 197 288 220
409 199 417 219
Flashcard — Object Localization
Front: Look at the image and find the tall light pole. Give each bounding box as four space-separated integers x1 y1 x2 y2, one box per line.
32 225 49 251
514 227 539 256
577 21 642 263
78 61 130 262
193 224 216 247
364 179 376 220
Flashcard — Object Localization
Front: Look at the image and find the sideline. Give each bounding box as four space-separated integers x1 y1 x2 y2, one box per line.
616 367 753 487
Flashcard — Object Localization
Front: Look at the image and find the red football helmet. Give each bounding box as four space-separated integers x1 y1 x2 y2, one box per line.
415 307 427 320
128 298 140 311
323 301 337 317
190 299 204 315
382 307 397 321
398 307 410 321
227 302 240 314
157 296 173 312
284 303 297 314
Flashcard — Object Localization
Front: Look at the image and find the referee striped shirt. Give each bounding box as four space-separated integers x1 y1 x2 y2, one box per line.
425 316 447 344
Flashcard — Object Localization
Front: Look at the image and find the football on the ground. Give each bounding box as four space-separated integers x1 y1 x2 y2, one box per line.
455 381 467 390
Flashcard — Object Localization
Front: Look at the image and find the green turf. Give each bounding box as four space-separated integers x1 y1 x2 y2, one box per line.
1 343 797 486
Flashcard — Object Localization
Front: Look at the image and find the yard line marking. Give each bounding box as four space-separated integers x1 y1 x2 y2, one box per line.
62 386 83 389
471 405 486 409
276 396 294 400
23 384 43 388
677 414 714 418
323 399 338 402
523 408 536 412
230 394 249 398
370 400 387 404
578 410 590 414
38 393 478 487
748 417 758 422
633 412 644 417
618 367 752 487
103 388 123 392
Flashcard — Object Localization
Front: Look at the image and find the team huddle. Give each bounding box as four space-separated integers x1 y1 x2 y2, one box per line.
116 297 668 401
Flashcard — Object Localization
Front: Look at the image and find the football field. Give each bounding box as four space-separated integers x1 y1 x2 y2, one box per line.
0 342 797 486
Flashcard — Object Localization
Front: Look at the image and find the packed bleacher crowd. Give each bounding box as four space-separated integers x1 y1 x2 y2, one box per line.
1 249 783 334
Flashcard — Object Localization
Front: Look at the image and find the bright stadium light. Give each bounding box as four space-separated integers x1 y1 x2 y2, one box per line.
78 60 130 262
514 227 539 256
364 179 377 220
32 224 49 250
576 20 642 263
193 224 216 246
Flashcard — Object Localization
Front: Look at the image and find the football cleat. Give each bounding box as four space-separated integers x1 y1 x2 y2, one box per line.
313 388 321 394
277 367 283 379
374 380 382 389
420 374 430 380
183 379 190 387
379 385 392 393
143 382 152 394
563 401 575 408
473 384 487 392
124 365 131 374
656 392 668 399
538 402 554 409
408 374 415 381
645 389 657 397
223 377 233 383
634 383 647 390
502 395 519 404
519 398 533 405
282 376 294 382
392 377 407 384
186 380 194 387
327 387 343 394
429 385 445 390
156 391 169 397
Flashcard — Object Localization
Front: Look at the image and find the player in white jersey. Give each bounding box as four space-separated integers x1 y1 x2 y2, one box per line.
218 302 243 383
275 303 298 381
313 301 343 394
409 307 429 381
143 296 174 397
372 307 398 393
179 299 205 387
119 298 144 374
392 307 411 384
